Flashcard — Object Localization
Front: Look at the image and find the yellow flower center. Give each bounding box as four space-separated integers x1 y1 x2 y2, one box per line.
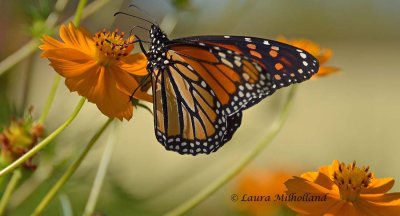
94 29 134 66
333 161 372 202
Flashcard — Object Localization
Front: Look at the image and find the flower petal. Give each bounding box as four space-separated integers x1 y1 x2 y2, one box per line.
327 202 365 216
317 48 333 65
301 162 337 190
314 173 336 191
360 193 400 204
356 193 400 216
320 160 339 178
42 48 96 78
111 64 152 103
65 66 133 120
118 53 148 76
40 35 66 50
312 67 339 79
59 23 95 56
285 177 340 215
363 178 395 194
301 171 319 181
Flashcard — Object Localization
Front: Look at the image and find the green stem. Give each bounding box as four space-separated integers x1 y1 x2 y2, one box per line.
83 121 117 216
38 75 61 124
0 40 40 76
0 0 110 76
165 86 298 216
0 97 86 178
32 118 113 216
73 0 88 26
38 0 88 124
0 169 22 216
21 54 36 109
44 0 70 27
0 0 68 77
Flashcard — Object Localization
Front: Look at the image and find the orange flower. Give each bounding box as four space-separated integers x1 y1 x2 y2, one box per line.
278 36 339 79
285 160 400 216
40 23 152 120
232 169 294 216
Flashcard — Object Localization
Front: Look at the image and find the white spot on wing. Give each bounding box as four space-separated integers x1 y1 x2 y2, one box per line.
234 60 242 67
221 58 233 68
271 46 279 51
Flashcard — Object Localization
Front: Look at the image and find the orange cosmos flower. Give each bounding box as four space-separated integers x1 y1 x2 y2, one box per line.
232 169 294 216
285 160 400 216
278 36 339 79
40 23 152 120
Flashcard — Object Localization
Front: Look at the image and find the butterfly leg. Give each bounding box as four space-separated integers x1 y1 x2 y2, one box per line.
129 72 152 102
134 34 149 58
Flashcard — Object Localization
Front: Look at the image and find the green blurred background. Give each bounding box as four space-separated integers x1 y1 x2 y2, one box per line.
1 0 400 215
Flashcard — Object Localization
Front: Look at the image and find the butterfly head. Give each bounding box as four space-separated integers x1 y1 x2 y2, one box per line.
148 25 169 71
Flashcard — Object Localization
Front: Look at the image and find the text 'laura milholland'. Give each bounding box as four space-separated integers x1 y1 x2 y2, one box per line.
241 193 328 202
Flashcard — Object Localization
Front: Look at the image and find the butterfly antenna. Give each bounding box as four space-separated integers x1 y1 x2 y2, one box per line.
114 12 156 26
128 4 158 25
102 26 150 48
127 25 150 42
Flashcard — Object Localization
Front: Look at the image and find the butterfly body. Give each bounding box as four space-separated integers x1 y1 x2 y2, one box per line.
144 25 319 155
147 25 169 70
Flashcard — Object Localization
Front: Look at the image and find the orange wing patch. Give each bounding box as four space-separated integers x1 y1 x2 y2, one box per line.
275 63 284 70
168 48 242 105
250 50 262 59
269 50 278 57
247 43 257 49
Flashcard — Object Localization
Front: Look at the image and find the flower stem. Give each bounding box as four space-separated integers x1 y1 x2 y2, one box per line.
38 0 88 124
0 97 86 178
73 0 88 26
32 118 113 216
0 0 68 77
38 75 61 124
165 85 298 216
0 40 40 77
0 169 22 215
83 121 117 216
0 0 110 76
21 54 36 109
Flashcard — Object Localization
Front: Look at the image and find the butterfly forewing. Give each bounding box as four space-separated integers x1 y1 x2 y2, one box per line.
167 43 274 115
175 36 319 109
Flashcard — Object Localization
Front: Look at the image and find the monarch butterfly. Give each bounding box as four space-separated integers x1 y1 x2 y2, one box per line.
117 11 319 155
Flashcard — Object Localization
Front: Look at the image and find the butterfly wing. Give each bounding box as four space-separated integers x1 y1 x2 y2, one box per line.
151 64 242 155
151 36 318 155
170 36 319 109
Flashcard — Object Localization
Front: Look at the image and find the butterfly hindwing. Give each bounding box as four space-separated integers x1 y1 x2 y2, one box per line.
151 60 242 155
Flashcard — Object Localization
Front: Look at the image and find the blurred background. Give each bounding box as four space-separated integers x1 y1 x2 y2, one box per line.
1 0 400 215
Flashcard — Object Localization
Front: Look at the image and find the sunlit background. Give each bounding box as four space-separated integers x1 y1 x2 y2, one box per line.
1 0 400 215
